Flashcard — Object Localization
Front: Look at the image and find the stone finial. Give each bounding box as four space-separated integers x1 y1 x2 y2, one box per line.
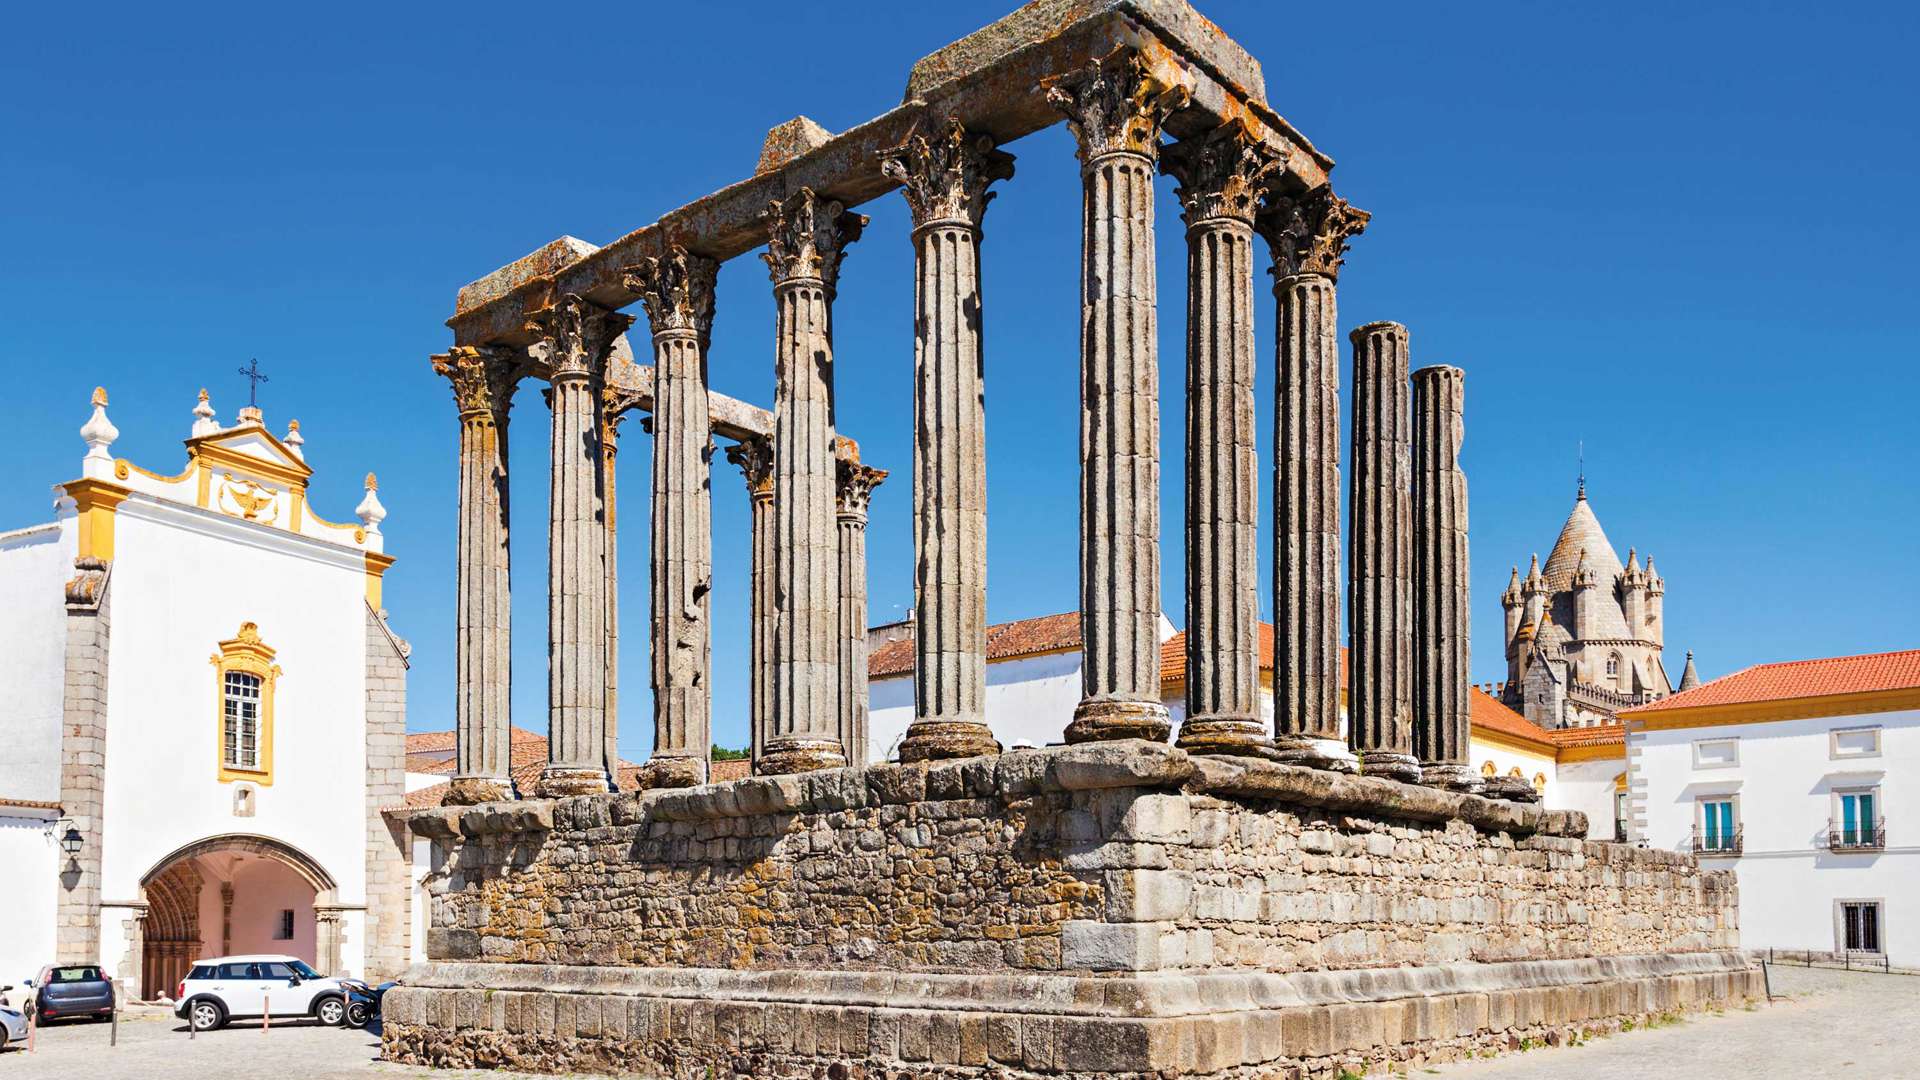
756 116 834 176
1043 46 1189 164
237 404 264 426
835 461 887 523
357 472 387 533
621 245 719 340
879 116 1015 230
192 388 219 437
761 188 867 290
1256 186 1370 282
284 419 305 459
1161 120 1282 227
80 387 119 477
524 294 633 378
433 346 518 419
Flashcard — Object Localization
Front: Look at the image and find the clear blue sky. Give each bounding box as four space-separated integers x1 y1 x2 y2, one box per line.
3 1 1914 758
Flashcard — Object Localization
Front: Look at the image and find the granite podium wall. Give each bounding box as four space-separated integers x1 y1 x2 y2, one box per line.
385 741 1758 1078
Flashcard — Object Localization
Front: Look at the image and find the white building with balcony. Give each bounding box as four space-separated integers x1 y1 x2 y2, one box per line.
1621 649 1920 968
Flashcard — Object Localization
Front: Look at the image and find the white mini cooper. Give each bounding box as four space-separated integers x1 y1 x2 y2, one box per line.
172 955 347 1031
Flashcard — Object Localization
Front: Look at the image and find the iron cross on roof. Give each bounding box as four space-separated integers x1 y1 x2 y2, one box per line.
238 358 269 407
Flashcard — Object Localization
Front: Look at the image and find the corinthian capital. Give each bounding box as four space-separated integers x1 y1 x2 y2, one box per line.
1162 121 1283 228
524 294 634 379
835 460 888 522
1043 47 1190 164
432 346 519 418
879 117 1015 230
761 188 867 290
622 246 719 340
725 435 775 500
1256 187 1371 281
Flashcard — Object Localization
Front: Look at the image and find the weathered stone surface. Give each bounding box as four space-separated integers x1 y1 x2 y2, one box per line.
756 116 833 175
724 436 775 767
1348 321 1419 783
1413 364 1473 789
836 461 886 766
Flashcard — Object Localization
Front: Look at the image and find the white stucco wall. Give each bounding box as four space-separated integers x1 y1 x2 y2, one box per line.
0 810 59 997
869 650 1088 762
1634 707 1920 966
1554 758 1628 840
0 521 75 803
95 496 371 947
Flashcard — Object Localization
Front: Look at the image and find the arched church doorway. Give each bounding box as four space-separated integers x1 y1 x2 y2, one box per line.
135 834 338 1000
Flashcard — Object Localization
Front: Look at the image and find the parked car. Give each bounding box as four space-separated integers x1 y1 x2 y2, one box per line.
172 955 347 1032
0 989 29 1050
25 965 114 1023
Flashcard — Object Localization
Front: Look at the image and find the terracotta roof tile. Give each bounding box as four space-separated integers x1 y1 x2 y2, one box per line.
1468 687 1556 748
1550 723 1626 749
0 797 62 812
869 611 1084 677
1622 649 1920 715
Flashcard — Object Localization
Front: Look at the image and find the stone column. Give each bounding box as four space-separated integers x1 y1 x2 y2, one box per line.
434 347 517 804
625 247 720 789
836 460 887 765
1348 321 1420 782
528 294 632 797
1162 122 1278 757
56 557 110 963
601 404 626 781
1412 364 1476 791
1257 190 1368 771
1045 48 1187 745
725 437 776 769
761 188 864 774
879 117 1012 762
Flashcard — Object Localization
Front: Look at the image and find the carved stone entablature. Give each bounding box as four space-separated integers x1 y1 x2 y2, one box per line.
1162 120 1282 228
621 245 719 341
835 460 888 523
761 188 867 291
1043 47 1190 165
879 116 1015 231
432 345 519 419
524 293 633 379
725 435 775 499
1256 187 1371 282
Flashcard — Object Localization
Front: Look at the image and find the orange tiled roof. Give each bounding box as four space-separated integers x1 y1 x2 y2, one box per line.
869 611 1084 677
1468 687 1555 748
1622 649 1920 715
1550 723 1626 749
0 797 62 812
406 726 546 775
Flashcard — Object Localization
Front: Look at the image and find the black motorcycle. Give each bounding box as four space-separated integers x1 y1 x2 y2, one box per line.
336 979 397 1032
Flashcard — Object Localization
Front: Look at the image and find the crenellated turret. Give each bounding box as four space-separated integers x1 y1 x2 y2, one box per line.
1618 546 1649 638
1501 565 1524 645
1571 548 1600 642
1644 556 1665 645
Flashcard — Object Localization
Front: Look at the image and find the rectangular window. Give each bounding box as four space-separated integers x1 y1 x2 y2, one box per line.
1835 790 1881 848
276 909 295 940
1842 902 1882 952
223 671 262 770
1699 798 1738 852
1692 738 1739 769
1831 727 1882 759
1613 791 1630 842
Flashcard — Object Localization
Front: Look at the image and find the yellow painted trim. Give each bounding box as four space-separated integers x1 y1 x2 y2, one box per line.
304 505 362 534
187 425 314 480
365 552 397 609
1469 724 1558 758
196 462 212 508
1613 771 1628 792
63 479 131 561
192 442 311 491
114 457 195 484
1556 741 1628 763
1626 688 1920 731
211 622 280 787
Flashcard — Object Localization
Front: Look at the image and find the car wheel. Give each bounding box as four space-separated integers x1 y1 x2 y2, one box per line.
190 1000 225 1032
315 996 345 1026
345 1001 370 1028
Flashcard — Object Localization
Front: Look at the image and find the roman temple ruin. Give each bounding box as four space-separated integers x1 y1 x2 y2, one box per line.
391 2 1761 1076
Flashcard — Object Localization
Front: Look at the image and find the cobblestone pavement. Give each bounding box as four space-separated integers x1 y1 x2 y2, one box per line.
0 965 1909 1078
1429 965 1917 1079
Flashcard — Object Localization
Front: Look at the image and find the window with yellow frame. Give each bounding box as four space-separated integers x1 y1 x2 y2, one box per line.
210 622 280 785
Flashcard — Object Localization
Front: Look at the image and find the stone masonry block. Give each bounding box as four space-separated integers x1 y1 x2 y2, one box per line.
1102 792 1192 843
1062 920 1177 972
1103 869 1193 922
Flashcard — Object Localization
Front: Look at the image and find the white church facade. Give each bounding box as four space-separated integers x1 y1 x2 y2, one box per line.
0 388 412 1000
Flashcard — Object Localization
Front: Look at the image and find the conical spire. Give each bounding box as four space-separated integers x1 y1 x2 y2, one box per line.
1677 651 1701 691
1542 490 1623 590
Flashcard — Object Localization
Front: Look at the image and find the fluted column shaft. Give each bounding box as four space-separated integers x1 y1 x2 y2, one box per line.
531 295 631 797
628 248 719 789
836 462 886 765
436 347 516 804
602 408 624 780
1413 365 1475 791
1047 49 1186 744
1164 125 1274 756
1349 321 1419 781
762 189 864 774
881 118 1012 762
1258 189 1368 771
726 438 776 770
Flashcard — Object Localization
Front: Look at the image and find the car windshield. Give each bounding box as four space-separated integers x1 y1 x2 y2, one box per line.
288 960 321 979
50 967 103 983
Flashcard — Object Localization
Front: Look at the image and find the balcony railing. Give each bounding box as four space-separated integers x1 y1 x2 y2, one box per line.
1829 821 1888 852
1692 827 1743 855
